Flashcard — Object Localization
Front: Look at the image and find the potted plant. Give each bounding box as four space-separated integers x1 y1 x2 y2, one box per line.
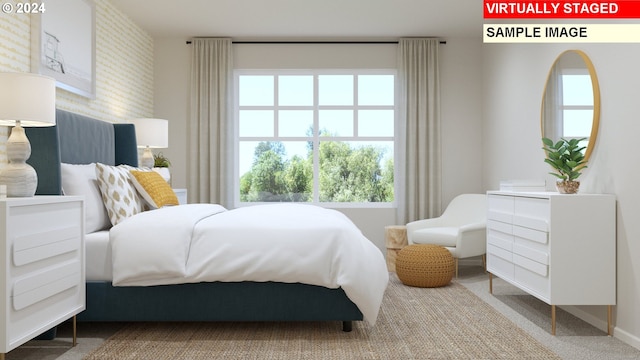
541 137 587 194
153 152 171 183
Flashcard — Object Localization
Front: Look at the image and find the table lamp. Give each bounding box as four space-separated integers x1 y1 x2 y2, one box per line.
0 72 56 197
132 118 168 168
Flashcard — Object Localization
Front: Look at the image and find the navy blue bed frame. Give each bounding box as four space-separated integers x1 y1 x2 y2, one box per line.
26 109 362 332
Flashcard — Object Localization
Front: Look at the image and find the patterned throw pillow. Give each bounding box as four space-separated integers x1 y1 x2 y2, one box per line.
129 170 179 209
95 163 144 226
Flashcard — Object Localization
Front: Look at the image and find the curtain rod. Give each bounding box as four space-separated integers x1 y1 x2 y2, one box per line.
186 40 446 45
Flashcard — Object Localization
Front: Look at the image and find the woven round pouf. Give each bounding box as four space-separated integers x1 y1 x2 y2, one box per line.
396 244 455 288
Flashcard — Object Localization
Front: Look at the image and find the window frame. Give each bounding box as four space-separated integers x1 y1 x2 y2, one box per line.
233 69 397 208
559 68 593 142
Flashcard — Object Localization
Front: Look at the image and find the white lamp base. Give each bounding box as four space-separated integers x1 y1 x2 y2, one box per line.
0 164 37 197
0 123 37 197
140 147 154 168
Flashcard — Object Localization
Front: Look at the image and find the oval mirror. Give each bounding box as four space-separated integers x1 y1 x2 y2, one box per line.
541 50 600 162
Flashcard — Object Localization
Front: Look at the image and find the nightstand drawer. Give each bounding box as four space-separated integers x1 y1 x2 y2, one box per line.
9 201 83 278
12 260 82 310
13 226 81 266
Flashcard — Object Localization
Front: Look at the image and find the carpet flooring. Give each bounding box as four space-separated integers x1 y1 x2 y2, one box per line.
81 275 560 359
7 269 640 359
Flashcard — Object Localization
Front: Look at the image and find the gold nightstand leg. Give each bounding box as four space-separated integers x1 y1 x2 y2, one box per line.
455 258 459 278
551 305 557 335
72 315 77 347
1 352 5 360
489 272 493 294
608 305 613 336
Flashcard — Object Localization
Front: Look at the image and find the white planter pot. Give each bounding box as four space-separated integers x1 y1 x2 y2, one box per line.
152 167 171 183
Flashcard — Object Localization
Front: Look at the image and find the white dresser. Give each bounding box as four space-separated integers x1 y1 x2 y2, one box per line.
486 191 616 335
0 196 85 357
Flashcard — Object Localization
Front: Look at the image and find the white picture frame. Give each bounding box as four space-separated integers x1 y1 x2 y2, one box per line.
31 0 96 99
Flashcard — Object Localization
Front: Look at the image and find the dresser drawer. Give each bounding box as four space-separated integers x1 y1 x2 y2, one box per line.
12 260 82 310
488 195 513 223
514 258 550 301
488 242 513 261
513 225 547 245
513 253 548 276
487 219 512 234
487 252 514 281
513 226 549 259
487 228 512 252
9 202 83 278
13 226 81 267
513 197 549 232
513 243 548 265
488 194 514 212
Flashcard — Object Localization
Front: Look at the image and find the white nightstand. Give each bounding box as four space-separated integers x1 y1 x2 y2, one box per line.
0 196 85 358
173 188 187 205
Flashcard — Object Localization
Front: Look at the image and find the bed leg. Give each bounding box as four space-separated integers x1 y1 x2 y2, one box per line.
342 321 353 332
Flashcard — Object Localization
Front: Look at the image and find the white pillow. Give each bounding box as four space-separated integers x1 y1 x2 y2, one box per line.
61 163 111 233
95 163 144 226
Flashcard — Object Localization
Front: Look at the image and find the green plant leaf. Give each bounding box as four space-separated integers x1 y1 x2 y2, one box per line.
549 172 566 180
543 137 588 183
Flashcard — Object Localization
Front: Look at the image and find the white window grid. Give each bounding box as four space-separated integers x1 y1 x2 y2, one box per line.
234 69 397 207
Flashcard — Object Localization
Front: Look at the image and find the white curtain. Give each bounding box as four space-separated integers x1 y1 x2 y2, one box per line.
542 65 563 142
396 38 442 224
188 38 233 206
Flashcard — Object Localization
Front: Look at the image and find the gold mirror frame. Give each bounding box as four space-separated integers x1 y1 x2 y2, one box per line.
541 50 601 162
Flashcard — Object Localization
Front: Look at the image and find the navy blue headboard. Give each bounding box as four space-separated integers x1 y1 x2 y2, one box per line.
26 109 139 195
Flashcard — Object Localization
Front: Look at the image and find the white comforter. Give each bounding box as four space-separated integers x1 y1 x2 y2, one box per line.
110 203 389 325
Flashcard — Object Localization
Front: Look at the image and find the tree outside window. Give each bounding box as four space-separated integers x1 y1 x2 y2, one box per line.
236 71 395 205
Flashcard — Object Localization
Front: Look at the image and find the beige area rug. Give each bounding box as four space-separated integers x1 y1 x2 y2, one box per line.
84 275 561 360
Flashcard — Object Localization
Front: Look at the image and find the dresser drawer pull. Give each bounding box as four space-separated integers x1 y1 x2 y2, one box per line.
488 235 512 252
513 254 548 277
513 225 548 245
488 210 512 224
13 226 80 266
513 215 548 232
488 244 512 262
487 219 512 234
513 243 548 265
12 261 80 310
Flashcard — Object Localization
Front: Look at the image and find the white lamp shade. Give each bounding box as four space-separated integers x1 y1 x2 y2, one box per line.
133 118 169 148
0 72 56 197
0 72 56 127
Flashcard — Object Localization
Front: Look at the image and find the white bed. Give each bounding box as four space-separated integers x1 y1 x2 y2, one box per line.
28 109 389 331
85 231 111 281
109 202 388 324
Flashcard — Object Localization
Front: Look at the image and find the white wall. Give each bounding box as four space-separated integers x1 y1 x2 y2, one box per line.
483 43 640 348
0 0 154 166
439 38 485 201
153 37 484 254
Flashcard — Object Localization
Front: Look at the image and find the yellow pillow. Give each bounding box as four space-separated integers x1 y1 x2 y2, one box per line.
129 170 179 209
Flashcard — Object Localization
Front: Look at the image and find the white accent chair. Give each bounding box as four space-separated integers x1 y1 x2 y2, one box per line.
406 194 487 278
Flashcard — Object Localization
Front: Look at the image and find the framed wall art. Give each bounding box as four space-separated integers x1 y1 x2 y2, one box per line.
31 0 96 99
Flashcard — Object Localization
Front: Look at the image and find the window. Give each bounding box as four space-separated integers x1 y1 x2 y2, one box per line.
560 70 593 149
235 70 395 206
